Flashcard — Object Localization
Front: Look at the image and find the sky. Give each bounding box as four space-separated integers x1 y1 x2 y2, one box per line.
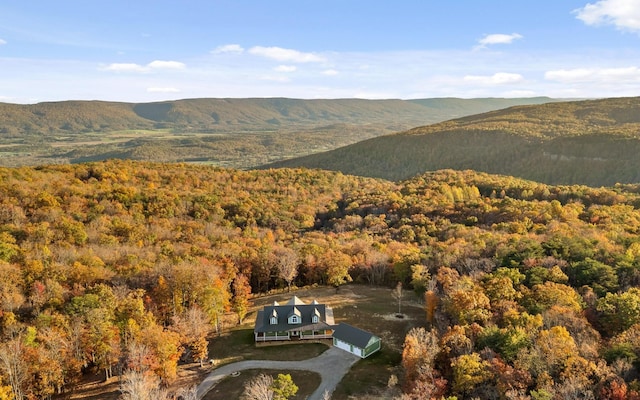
2 0 640 103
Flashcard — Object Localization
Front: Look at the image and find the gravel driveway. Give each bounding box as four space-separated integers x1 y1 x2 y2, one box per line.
196 346 360 399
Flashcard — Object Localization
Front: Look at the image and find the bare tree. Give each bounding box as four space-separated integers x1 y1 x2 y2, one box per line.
241 373 274 400
360 250 389 285
392 282 403 315
275 247 299 292
120 369 169 400
174 385 198 400
0 338 27 400
185 306 212 366
126 342 153 372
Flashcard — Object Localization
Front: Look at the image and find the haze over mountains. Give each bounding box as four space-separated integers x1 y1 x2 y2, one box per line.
0 97 558 134
268 97 640 187
3 96 640 187
0 97 557 168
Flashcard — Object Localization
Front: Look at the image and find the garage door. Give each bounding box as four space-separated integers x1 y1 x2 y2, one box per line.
335 339 351 352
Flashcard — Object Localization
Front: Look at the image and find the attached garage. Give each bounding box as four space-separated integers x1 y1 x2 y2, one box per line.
332 323 381 358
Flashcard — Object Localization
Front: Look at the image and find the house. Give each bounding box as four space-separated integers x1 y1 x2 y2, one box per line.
332 322 381 358
254 296 335 342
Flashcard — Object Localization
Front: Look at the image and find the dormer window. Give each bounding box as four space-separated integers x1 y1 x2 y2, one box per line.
312 315 319 323
312 308 321 323
270 309 278 325
288 307 302 324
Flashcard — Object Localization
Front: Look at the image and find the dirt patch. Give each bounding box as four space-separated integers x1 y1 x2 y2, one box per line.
376 312 413 321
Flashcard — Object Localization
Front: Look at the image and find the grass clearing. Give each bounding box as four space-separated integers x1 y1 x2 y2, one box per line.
208 329 329 364
65 284 423 399
202 369 321 400
206 284 427 399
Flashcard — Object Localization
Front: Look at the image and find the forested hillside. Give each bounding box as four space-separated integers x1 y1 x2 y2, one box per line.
0 97 559 136
267 97 640 186
2 161 640 398
0 97 557 168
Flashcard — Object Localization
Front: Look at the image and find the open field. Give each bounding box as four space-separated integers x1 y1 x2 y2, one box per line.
202 284 427 399
203 369 321 400
0 125 396 168
60 284 425 399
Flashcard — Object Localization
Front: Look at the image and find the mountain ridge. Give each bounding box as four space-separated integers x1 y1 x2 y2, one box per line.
0 96 560 167
263 97 640 187
0 96 560 134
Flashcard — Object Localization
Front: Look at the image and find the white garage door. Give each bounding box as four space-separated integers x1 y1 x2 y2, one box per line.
335 339 364 357
335 339 351 352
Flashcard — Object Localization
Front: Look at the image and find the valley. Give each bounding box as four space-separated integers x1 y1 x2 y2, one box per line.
0 97 558 168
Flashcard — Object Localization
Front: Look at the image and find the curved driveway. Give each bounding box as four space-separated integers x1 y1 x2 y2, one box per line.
196 346 360 400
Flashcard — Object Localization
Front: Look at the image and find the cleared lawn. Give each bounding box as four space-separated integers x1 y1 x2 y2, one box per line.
203 369 321 400
208 329 330 364
63 284 422 399
207 284 426 399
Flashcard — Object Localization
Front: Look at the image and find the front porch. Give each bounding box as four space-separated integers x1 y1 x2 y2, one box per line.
254 329 333 343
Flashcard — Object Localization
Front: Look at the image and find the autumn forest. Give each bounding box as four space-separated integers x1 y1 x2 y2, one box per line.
1 159 640 398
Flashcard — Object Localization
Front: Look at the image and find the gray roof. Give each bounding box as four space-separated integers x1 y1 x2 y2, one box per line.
254 301 333 333
332 323 379 349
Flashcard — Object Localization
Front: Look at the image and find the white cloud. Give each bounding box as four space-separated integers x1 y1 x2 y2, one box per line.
544 68 594 82
274 65 297 72
574 0 640 32
545 66 640 82
476 33 523 48
147 60 185 70
259 75 291 83
147 87 180 93
103 60 185 73
463 72 525 85
212 44 244 54
104 63 147 72
249 46 325 63
322 69 339 76
0 39 6 45
10 46 640 102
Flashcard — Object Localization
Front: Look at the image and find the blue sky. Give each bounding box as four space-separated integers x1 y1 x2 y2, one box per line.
2 0 640 103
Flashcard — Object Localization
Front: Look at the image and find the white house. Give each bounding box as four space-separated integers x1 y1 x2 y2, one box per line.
254 296 335 342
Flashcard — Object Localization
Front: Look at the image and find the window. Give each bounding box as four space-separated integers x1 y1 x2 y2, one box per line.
270 316 277 325
312 315 319 323
290 315 299 324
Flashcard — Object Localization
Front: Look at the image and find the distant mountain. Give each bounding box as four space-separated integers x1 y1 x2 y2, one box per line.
0 97 560 135
264 97 640 187
0 97 560 167
407 97 565 120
